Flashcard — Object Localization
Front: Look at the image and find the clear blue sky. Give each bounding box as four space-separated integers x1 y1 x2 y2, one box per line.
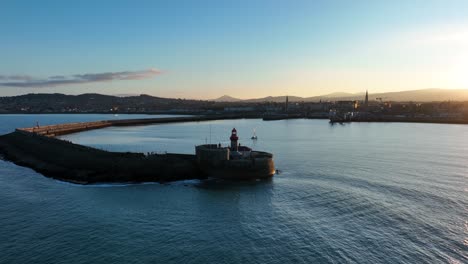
1 0 468 98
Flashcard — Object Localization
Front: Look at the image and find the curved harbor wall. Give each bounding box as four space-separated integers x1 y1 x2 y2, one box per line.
0 116 276 183
0 130 202 184
17 115 251 137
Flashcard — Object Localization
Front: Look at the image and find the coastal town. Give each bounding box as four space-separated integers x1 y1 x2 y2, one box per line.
1 91 468 124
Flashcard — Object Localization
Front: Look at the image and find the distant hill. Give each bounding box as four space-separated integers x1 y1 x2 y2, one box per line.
0 93 210 113
244 95 304 103
310 89 468 102
213 95 243 102
220 89 468 102
321 92 358 98
365 89 468 102
240 92 360 103
113 93 140 97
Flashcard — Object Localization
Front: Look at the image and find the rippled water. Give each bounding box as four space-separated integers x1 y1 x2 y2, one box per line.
0 114 466 263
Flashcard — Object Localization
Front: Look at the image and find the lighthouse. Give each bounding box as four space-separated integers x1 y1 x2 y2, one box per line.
230 128 239 151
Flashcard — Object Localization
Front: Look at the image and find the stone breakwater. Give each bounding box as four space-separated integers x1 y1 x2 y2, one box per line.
17 115 246 137
0 130 203 184
0 115 266 184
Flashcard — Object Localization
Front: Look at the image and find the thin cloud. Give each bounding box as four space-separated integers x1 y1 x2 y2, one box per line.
0 68 162 88
0 75 34 81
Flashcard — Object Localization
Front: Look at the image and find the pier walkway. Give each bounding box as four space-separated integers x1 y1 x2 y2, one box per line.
16 115 244 137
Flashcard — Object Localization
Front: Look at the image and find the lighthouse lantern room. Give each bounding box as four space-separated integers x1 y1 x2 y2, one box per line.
230 128 239 151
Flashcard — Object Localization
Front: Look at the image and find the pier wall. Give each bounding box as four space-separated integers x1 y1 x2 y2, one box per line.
0 130 202 184
19 121 113 136
17 115 246 137
0 115 274 183
195 145 230 166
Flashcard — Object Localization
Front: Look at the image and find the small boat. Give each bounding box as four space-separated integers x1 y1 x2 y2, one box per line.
251 129 258 140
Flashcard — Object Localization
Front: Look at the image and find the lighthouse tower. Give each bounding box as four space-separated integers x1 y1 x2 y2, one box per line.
230 128 239 151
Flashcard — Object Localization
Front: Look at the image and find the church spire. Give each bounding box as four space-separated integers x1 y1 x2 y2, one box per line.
364 90 369 108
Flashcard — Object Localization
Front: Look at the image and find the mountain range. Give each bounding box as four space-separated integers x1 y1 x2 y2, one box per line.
213 89 468 102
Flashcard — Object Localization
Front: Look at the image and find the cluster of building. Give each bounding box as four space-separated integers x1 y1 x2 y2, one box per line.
328 91 468 120
222 91 468 121
1 92 468 121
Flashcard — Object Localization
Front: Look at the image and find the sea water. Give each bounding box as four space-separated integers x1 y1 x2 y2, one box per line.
0 115 466 263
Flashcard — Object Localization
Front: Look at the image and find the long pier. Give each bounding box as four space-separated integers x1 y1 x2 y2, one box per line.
17 115 246 137
0 114 267 184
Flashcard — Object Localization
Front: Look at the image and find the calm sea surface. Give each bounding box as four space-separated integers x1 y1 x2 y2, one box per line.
0 114 466 263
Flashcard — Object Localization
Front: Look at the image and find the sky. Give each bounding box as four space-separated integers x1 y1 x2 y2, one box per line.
1 0 468 99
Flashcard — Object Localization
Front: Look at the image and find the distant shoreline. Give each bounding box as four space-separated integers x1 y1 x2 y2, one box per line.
1 112 467 127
